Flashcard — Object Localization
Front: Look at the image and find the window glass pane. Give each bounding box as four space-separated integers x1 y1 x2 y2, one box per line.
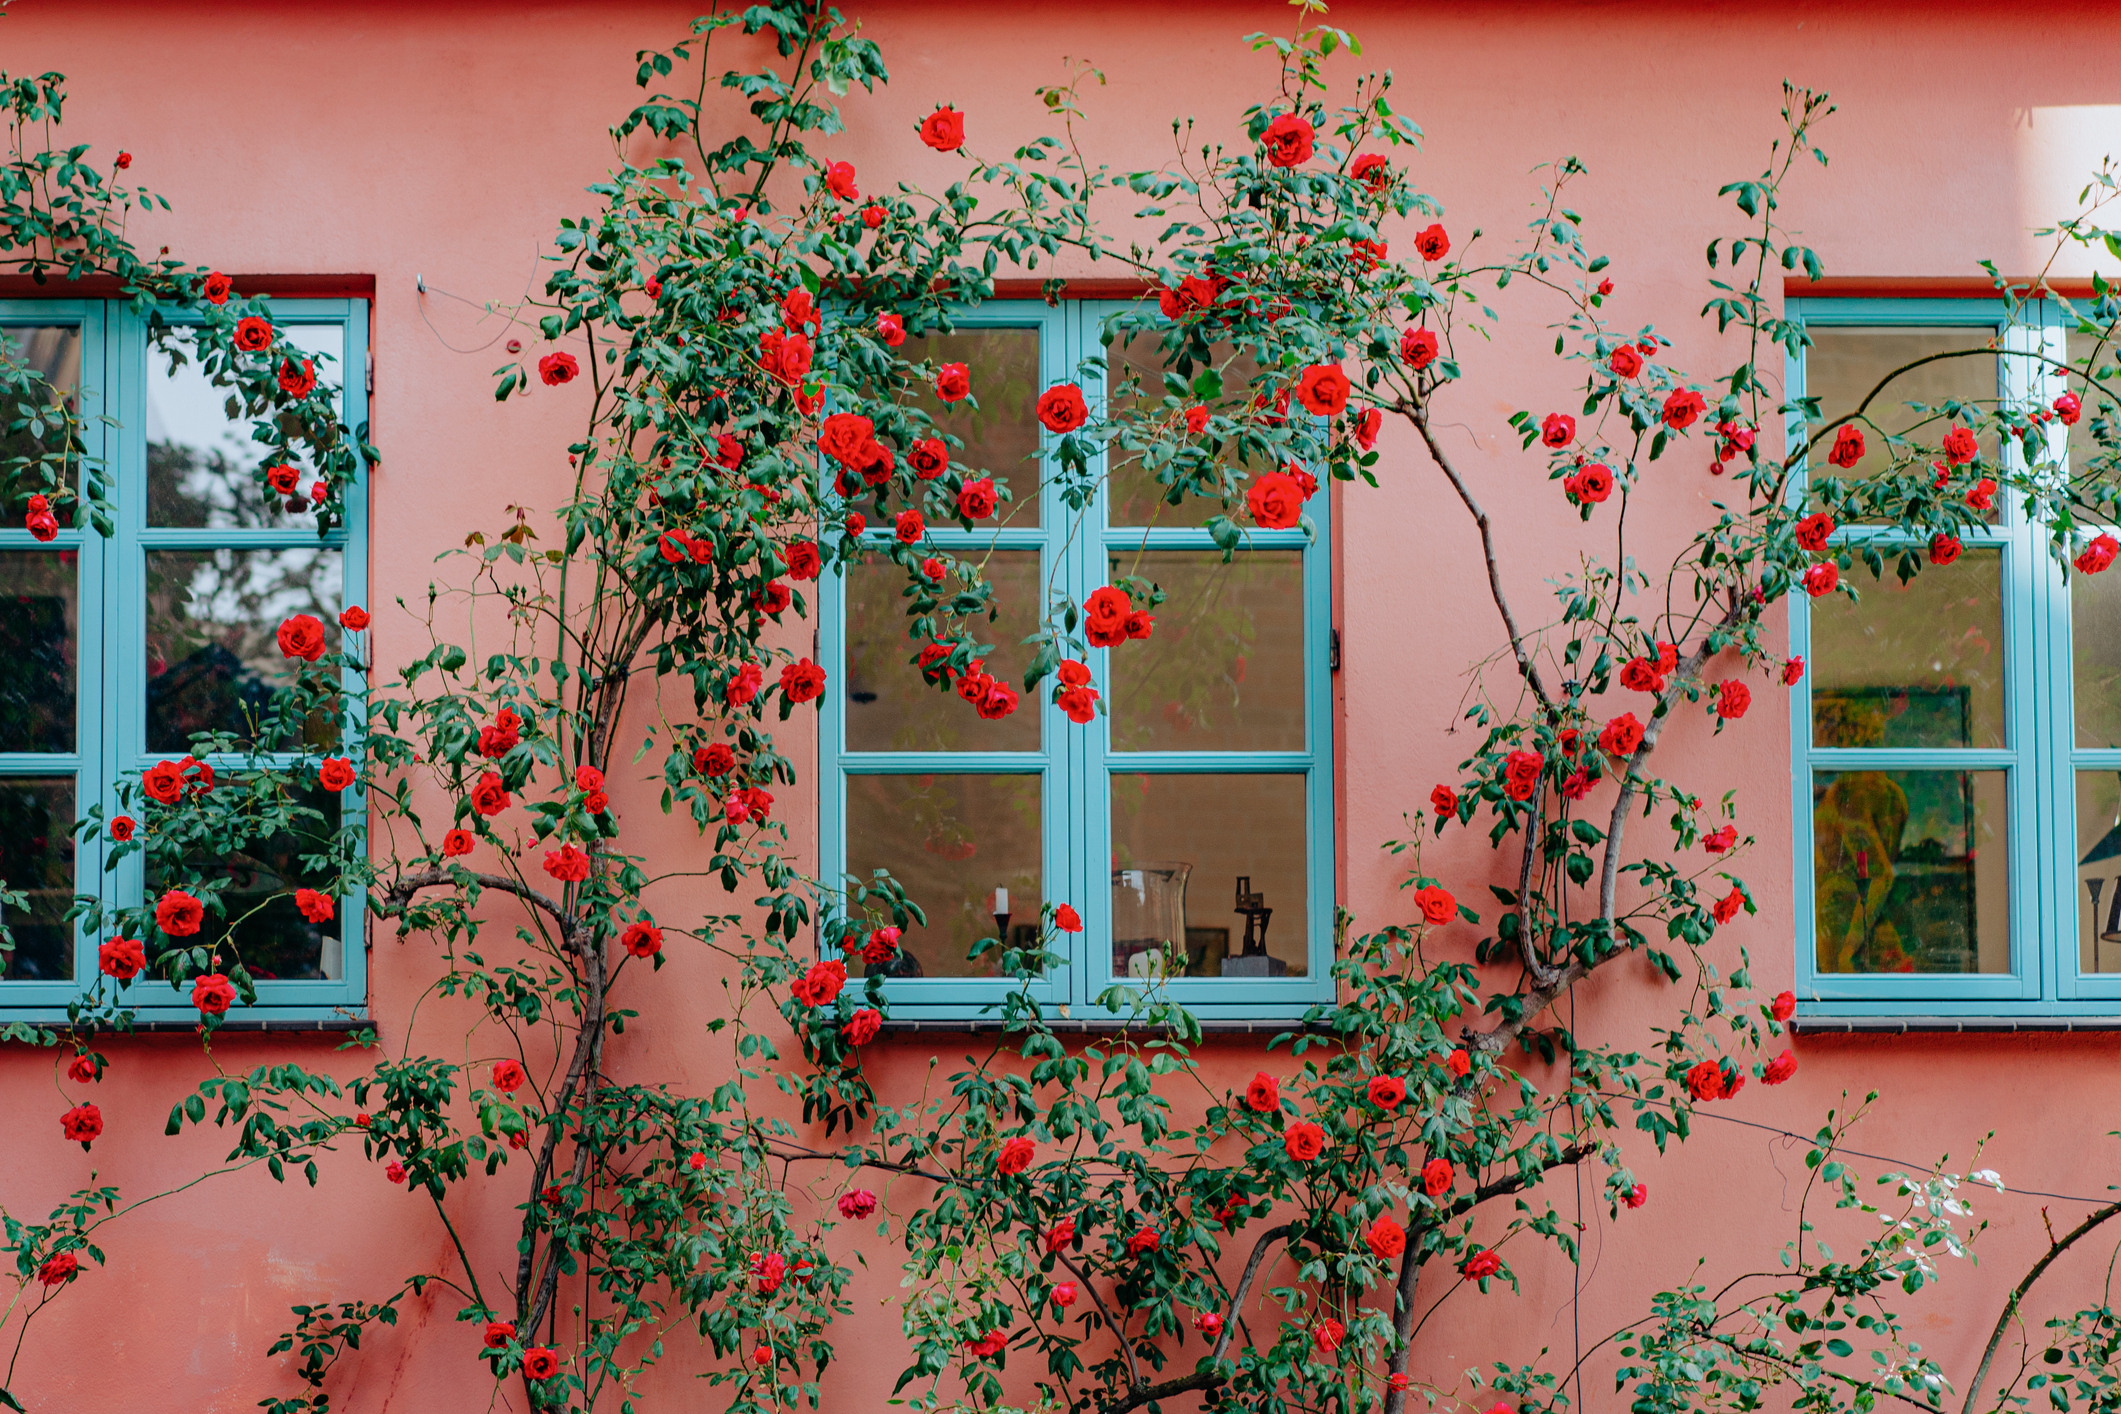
901 329 1040 528
2074 770 2121 975
2064 327 2112 479
845 550 1041 753
845 772 1041 979
146 547 343 752
0 550 78 753
1110 773 1307 978
1805 327 1997 482
1107 549 1303 752
1811 768 2006 974
1811 548 2003 749
147 324 345 529
0 778 74 981
148 784 344 980
0 324 83 501
2071 559 2121 748
1105 335 1261 527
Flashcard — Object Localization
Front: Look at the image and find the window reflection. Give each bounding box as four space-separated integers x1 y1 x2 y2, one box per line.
844 551 1041 753
1110 773 1307 978
0 324 83 503
0 551 78 752
146 547 343 751
148 784 344 980
147 324 344 529
1812 768 2006 974
0 778 75 981
1107 550 1303 752
1811 549 2004 750
846 773 1041 978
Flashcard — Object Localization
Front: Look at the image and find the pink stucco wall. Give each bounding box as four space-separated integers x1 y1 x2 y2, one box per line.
5 1 2121 1409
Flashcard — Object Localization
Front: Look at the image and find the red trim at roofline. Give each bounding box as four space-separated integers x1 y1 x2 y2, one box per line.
0 272 376 301
1786 276 2106 300
990 278 1153 302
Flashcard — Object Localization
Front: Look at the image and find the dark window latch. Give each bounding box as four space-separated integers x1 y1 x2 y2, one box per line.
1329 628 1341 673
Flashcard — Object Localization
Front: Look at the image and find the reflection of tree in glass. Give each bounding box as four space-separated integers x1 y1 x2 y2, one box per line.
146 548 342 752
149 786 342 980
145 327 339 530
0 780 73 981
0 325 83 508
0 551 76 753
1107 552 1304 753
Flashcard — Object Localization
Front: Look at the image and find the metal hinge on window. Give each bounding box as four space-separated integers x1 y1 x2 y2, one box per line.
366 348 374 396
1329 628 1341 673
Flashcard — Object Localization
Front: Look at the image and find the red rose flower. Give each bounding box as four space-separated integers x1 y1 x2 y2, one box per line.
277 358 316 399
1598 712 1645 757
317 757 355 792
1054 904 1083 933
1663 389 1706 429
471 771 511 816
843 1007 882 1046
157 889 205 937
838 1188 878 1219
1412 884 1455 926
1283 1120 1325 1162
1447 1049 1470 1078
781 658 827 703
1794 512 1836 553
725 662 764 706
191 971 237 1014
825 160 858 200
1296 363 1351 417
1715 681 1751 720
819 413 873 465
233 316 274 352
144 759 185 805
339 605 370 631
1401 327 1439 370
1703 825 1737 853
1461 1250 1501 1281
1623 1183 1647 1209
522 1348 561 1381
1244 1072 1280 1112
791 959 846 1007
38 1251 80 1286
1942 425 1978 465
537 351 578 386
1932 533 1963 566
1368 1075 1406 1108
1573 463 1615 503
934 362 971 403
725 786 774 823
1037 383 1088 433
894 509 925 545
1827 425 1865 468
1771 990 1796 1022
1713 887 1745 924
908 439 948 479
490 1059 526 1094
1051 1281 1077 1308
98 937 145 980
2078 534 2120 575
1421 1157 1454 1196
1967 477 1997 511
1781 656 1806 686
1685 1059 1730 1101
59 1102 102 1145
202 271 233 305
957 477 997 520
543 845 591 882
1122 611 1154 641
1350 152 1390 190
784 540 822 581
2056 391 2083 425
385 1160 406 1184
1262 112 1314 167
294 888 335 923
277 614 327 662
1763 1051 1798 1085
483 1321 515 1350
918 106 965 151
1502 749 1544 801
1430 784 1459 818
1247 471 1304 530
695 743 736 777
1540 412 1575 448
620 921 662 958
996 1136 1036 1175
1414 224 1450 261
1609 345 1642 379
1366 1216 1406 1259
1354 407 1382 451
1802 562 1839 597
1194 1312 1223 1336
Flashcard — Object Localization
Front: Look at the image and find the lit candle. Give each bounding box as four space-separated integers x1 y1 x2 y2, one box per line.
993 887 1009 916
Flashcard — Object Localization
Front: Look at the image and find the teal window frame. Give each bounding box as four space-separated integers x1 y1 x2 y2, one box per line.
1786 295 2088 1018
818 299 1336 1022
0 296 370 1024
